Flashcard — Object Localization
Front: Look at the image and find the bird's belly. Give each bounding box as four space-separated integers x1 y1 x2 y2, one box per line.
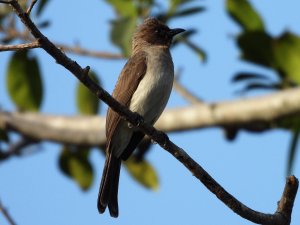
129 63 174 124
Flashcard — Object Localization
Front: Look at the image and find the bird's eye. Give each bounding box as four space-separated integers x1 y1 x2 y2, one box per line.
155 29 159 33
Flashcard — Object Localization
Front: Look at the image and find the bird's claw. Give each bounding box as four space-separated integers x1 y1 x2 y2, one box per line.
153 131 169 148
128 112 144 128
133 112 144 127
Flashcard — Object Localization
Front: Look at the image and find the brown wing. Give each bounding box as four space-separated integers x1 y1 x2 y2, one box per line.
106 51 147 144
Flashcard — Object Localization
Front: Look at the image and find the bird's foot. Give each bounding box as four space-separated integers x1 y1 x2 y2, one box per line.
128 112 144 128
133 112 144 127
152 131 169 148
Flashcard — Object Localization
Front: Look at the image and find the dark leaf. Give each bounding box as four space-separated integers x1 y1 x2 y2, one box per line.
0 129 9 142
58 146 94 191
172 29 197 45
182 39 206 61
76 71 100 115
232 72 271 83
237 82 280 94
226 0 264 31
6 50 43 111
37 20 50 29
110 17 137 57
224 127 238 141
277 115 300 131
124 156 159 190
170 0 194 12
36 0 50 17
238 31 273 67
170 7 205 18
172 28 205 61
177 29 197 39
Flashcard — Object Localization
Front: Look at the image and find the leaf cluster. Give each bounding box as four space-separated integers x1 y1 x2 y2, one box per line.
227 0 300 174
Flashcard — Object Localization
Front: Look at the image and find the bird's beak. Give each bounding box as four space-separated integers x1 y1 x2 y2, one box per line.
169 28 185 37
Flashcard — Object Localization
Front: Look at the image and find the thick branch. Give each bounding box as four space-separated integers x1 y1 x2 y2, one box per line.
275 176 299 225
1 88 300 145
0 112 106 145
1 1 298 224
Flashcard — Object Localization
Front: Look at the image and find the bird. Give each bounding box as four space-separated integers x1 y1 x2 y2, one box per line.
97 17 185 218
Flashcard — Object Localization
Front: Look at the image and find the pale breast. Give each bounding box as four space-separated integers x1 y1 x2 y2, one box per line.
129 47 174 124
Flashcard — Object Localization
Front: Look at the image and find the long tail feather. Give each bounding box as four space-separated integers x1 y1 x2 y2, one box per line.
97 152 121 217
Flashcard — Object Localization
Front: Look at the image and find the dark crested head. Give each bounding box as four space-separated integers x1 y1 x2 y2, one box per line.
133 18 185 49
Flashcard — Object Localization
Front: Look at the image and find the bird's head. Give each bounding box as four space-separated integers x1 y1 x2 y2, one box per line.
132 18 185 50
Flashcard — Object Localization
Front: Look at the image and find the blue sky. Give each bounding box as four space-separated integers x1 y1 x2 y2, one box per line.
0 1 300 225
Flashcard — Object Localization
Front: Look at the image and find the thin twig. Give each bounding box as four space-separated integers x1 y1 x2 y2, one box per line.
0 137 38 160
173 70 203 104
56 43 124 59
0 40 40 51
173 78 203 104
1 1 298 224
26 0 37 15
1 24 124 59
0 199 17 225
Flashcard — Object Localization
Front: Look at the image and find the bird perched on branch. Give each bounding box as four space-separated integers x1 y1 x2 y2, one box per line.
97 17 185 217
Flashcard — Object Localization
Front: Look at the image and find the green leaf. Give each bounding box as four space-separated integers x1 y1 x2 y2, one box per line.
124 156 159 190
226 0 264 31
58 146 94 191
106 0 137 17
6 50 43 111
286 128 300 176
76 71 100 115
273 32 300 84
238 31 273 67
110 17 137 57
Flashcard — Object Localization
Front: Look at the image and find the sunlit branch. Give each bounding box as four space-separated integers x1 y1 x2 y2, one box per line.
0 1 298 224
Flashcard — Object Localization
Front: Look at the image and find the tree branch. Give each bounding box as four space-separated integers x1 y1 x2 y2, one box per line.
26 0 37 15
0 40 40 51
0 24 124 59
56 43 124 59
1 87 300 145
1 1 298 224
173 72 203 104
0 199 17 225
0 136 38 160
